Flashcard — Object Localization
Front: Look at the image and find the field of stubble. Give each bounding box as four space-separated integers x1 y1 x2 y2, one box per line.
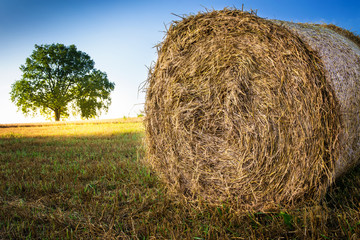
0 117 359 239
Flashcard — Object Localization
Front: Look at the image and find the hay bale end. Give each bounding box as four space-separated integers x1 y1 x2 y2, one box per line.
144 9 360 210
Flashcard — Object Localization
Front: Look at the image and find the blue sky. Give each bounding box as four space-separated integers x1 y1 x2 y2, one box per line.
0 0 359 123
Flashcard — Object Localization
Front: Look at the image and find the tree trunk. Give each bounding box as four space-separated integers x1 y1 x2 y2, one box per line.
54 109 60 121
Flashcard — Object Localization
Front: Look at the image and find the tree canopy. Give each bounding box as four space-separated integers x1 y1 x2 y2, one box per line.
10 43 115 121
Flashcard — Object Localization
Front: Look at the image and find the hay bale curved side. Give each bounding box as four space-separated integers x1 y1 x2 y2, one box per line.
271 21 360 178
144 10 343 210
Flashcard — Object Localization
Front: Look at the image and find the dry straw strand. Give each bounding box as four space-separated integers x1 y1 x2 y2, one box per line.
144 9 359 211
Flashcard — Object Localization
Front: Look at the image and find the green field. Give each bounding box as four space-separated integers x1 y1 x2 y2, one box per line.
0 118 359 239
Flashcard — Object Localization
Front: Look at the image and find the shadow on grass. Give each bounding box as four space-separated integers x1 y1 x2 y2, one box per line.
325 163 360 209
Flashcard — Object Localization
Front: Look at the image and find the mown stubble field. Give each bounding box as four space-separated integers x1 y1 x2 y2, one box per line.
0 117 359 239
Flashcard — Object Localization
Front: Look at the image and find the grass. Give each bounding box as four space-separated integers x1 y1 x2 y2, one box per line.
0 117 359 239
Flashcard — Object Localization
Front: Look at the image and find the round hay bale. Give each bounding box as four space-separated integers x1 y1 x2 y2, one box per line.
270 20 360 179
144 9 360 210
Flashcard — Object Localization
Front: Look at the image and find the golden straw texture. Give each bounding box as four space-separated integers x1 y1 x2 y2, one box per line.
144 9 354 210
271 21 360 179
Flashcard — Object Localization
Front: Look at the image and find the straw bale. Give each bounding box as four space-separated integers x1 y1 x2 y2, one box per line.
322 24 360 49
144 9 359 210
271 20 360 178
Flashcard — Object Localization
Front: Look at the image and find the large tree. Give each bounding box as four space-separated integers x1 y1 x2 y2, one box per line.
10 43 115 121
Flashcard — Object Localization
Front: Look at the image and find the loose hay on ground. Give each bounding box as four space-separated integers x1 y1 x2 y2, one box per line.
144 9 360 211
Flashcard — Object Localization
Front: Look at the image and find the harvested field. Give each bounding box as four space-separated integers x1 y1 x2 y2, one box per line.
1 118 359 238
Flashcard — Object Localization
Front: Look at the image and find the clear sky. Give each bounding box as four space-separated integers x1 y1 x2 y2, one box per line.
0 0 359 123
